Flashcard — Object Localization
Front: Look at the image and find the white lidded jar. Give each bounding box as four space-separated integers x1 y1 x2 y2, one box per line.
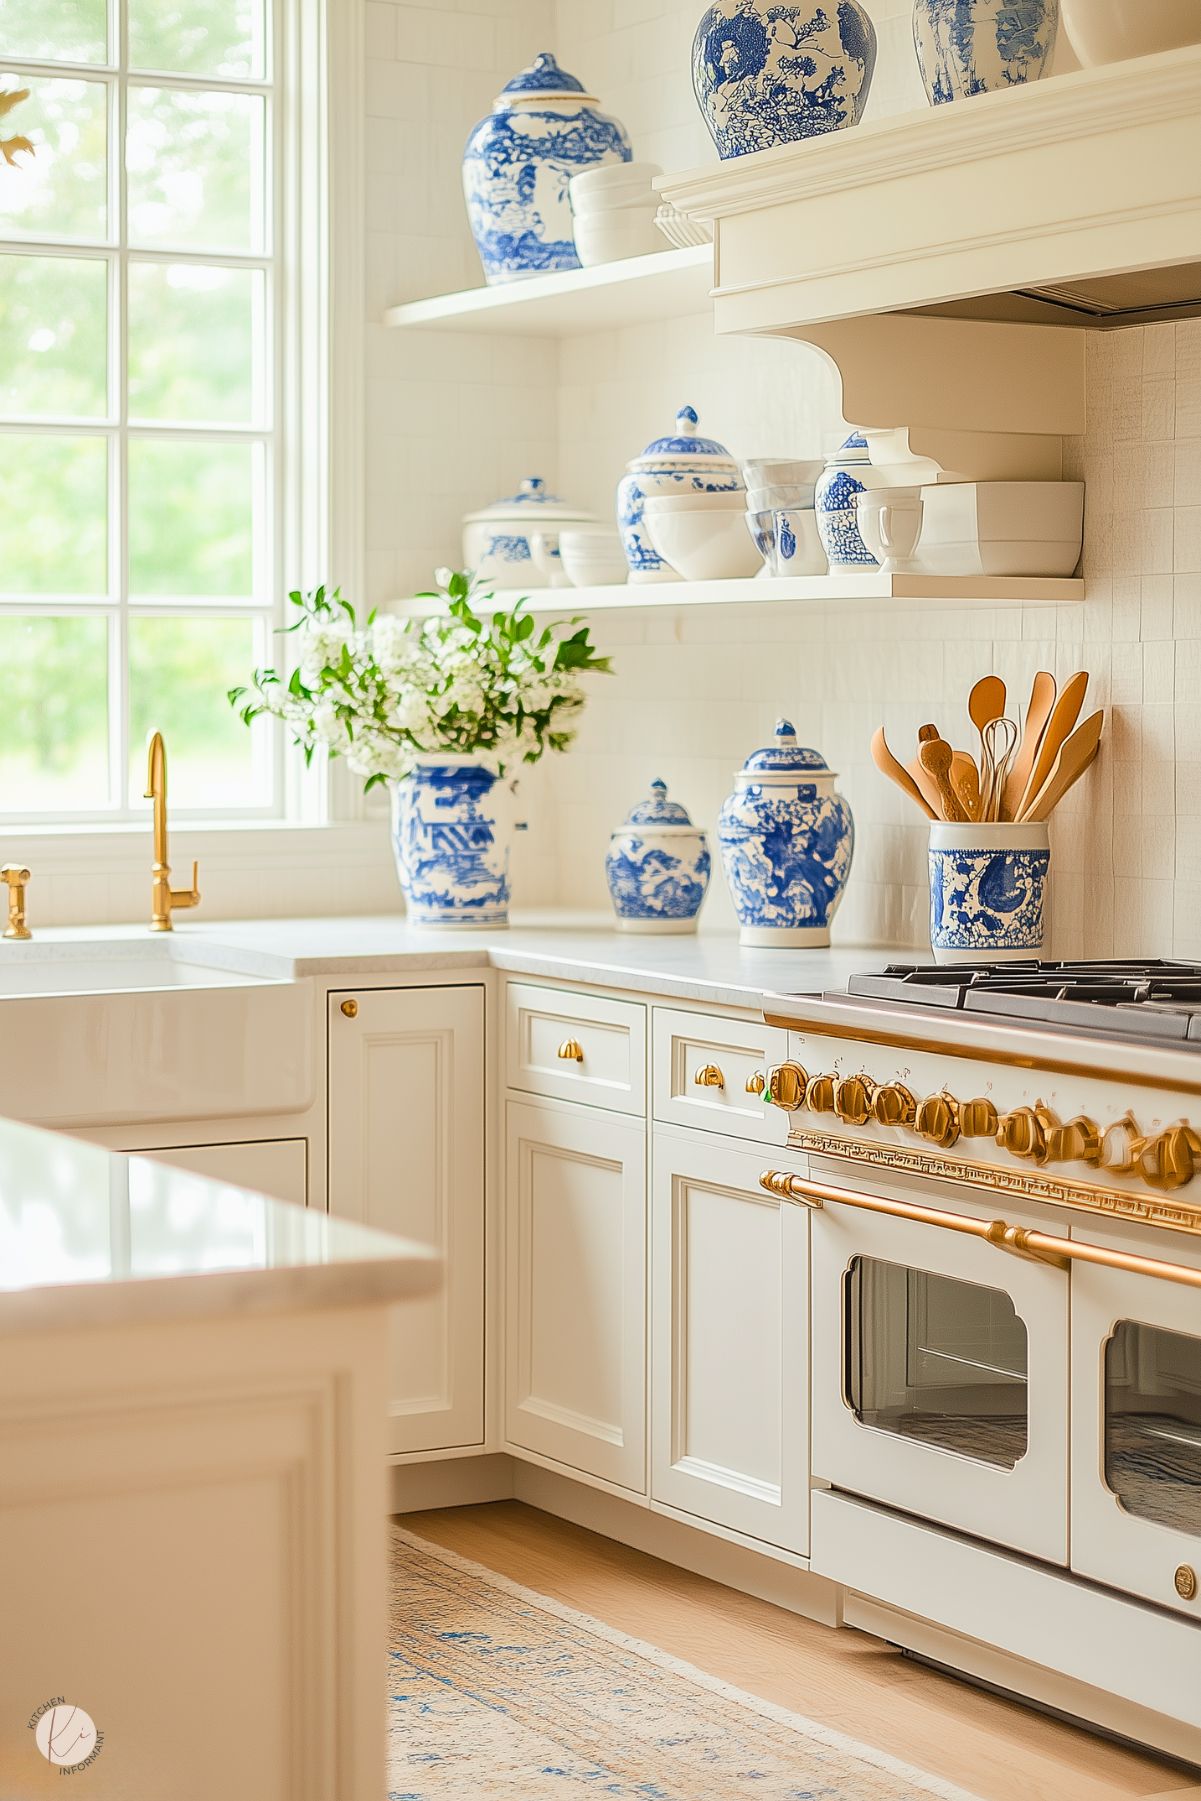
462 476 596 589
616 406 743 583
604 779 711 934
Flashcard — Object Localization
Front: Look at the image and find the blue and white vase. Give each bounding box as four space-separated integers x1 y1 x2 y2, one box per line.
462 52 632 286
692 0 877 160
391 758 525 928
928 821 1049 964
717 720 854 947
617 406 743 583
605 779 711 934
815 431 879 571
462 476 597 589
913 0 1058 105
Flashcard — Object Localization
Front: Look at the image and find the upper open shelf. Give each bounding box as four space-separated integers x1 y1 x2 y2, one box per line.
382 244 713 336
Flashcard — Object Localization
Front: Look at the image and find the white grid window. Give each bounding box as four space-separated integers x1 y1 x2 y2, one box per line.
0 0 281 822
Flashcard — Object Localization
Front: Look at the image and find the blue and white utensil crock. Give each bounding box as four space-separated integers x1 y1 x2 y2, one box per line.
462 476 597 588
815 432 879 571
928 821 1049 964
717 720 854 947
617 406 743 583
605 779 711 934
462 52 632 285
392 758 526 928
913 0 1059 105
692 0 877 159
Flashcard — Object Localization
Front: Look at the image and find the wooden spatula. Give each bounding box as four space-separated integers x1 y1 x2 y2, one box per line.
1020 710 1104 821
871 726 936 819
1001 670 1056 822
919 737 968 822
950 751 981 821
1016 670 1089 820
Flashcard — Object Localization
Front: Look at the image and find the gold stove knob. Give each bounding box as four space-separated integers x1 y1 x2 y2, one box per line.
1175 1564 1198 1602
873 1082 916 1129
834 1073 876 1126
1099 1113 1145 1174
997 1106 1046 1162
805 1073 837 1114
960 1098 999 1138
916 1092 960 1149
764 1062 807 1111
1140 1125 1201 1191
1044 1115 1102 1168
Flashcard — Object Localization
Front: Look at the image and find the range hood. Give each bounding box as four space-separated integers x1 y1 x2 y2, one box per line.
914 263 1201 329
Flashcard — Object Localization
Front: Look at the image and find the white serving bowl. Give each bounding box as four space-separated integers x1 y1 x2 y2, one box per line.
574 209 663 266
646 505 764 581
1060 0 1198 64
745 483 817 513
561 540 629 586
742 458 824 490
770 506 827 575
570 160 661 204
641 488 747 515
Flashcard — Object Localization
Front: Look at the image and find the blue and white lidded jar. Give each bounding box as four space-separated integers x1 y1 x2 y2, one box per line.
815 431 880 571
605 780 711 935
462 477 597 589
913 0 1058 106
717 720 854 947
462 52 632 286
928 821 1049 965
392 758 526 928
692 0 877 160
617 406 744 584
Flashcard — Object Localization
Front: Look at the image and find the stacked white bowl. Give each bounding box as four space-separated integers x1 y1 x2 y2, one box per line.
569 162 663 266
558 527 629 589
742 457 827 576
641 489 762 582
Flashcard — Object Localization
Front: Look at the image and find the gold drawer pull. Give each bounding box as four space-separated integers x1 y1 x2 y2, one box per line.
694 1063 725 1090
339 998 358 1019
745 1071 766 1096
557 1038 584 1063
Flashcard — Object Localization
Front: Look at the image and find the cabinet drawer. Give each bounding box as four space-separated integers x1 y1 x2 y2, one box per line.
653 1007 788 1143
506 983 645 1115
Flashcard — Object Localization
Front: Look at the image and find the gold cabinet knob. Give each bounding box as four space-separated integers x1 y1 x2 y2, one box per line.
1099 1112 1145 1174
834 1073 876 1126
0 863 32 941
339 998 359 1019
745 1070 766 1096
1175 1564 1198 1602
1139 1124 1201 1191
694 1063 725 1090
805 1072 837 1114
765 1062 807 1110
996 1105 1046 1162
915 1092 961 1148
1045 1115 1103 1168
873 1082 916 1129
558 1038 584 1063
960 1097 999 1138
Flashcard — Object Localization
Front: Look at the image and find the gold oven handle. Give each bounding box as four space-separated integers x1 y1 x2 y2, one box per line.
757 1171 1201 1291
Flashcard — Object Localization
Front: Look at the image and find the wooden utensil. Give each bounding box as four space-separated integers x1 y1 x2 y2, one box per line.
950 751 981 822
1020 710 1104 822
919 737 968 822
982 715 1018 822
907 758 946 816
871 726 936 819
1015 670 1089 820
1001 670 1056 821
968 675 1006 746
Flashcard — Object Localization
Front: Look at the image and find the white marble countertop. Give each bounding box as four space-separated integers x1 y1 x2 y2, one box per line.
0 1115 438 1333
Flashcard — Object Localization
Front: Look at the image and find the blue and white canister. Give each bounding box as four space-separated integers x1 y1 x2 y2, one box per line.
617 406 743 583
462 52 632 286
717 720 854 947
815 431 879 571
913 0 1059 106
462 476 597 589
928 821 1049 964
391 758 525 928
692 0 877 159
605 779 711 934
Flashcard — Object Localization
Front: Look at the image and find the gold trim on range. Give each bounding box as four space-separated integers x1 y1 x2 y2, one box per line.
785 1127 1201 1237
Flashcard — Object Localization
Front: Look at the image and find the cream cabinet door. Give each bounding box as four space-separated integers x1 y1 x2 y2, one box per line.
651 1131 809 1555
505 1098 646 1492
135 1138 308 1206
328 985 485 1455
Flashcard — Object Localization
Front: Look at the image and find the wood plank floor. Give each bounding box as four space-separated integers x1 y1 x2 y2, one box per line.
400 1501 1196 1801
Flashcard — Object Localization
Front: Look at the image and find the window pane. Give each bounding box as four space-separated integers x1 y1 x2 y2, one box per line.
0 614 109 812
128 263 261 424
3 0 107 65
129 615 269 808
129 0 265 80
126 86 264 253
0 253 107 418
128 439 258 598
0 433 107 594
0 77 108 242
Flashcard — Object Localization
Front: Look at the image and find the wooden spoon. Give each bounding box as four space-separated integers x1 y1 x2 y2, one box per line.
1016 670 1089 820
871 726 936 819
968 674 1006 746
950 751 981 821
907 757 947 816
1001 670 1056 822
919 737 968 822
1020 710 1104 822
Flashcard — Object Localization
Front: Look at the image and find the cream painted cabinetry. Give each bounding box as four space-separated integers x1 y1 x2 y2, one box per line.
651 1129 809 1556
134 1138 308 1205
327 984 485 1456
504 1096 646 1492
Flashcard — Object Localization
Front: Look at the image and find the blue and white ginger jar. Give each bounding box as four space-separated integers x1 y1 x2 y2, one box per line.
718 720 854 946
605 779 711 935
928 821 1049 964
815 431 878 570
463 52 632 286
913 0 1058 105
692 0 877 160
392 758 525 928
617 406 743 584
462 476 596 589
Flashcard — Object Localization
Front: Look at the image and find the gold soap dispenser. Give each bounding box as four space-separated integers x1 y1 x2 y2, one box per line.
145 730 200 931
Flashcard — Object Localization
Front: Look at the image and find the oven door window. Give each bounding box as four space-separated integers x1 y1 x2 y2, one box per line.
845 1256 1029 1469
1104 1321 1201 1535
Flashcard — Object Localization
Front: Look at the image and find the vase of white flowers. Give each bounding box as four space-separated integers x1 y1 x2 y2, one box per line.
231 569 610 926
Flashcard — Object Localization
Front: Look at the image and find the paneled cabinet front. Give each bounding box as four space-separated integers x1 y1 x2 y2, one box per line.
651 1130 810 1556
327 984 485 1455
504 1098 646 1492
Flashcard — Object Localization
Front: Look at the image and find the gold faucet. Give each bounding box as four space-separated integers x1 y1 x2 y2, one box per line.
1 865 31 939
145 730 200 932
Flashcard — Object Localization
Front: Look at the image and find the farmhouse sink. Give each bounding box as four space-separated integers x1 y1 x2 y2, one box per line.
0 940 313 1128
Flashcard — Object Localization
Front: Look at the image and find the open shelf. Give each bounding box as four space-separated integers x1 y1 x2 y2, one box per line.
382 245 713 336
390 572 1084 616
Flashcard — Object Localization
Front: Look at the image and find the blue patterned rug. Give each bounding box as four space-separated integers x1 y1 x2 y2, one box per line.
388 1525 984 1800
